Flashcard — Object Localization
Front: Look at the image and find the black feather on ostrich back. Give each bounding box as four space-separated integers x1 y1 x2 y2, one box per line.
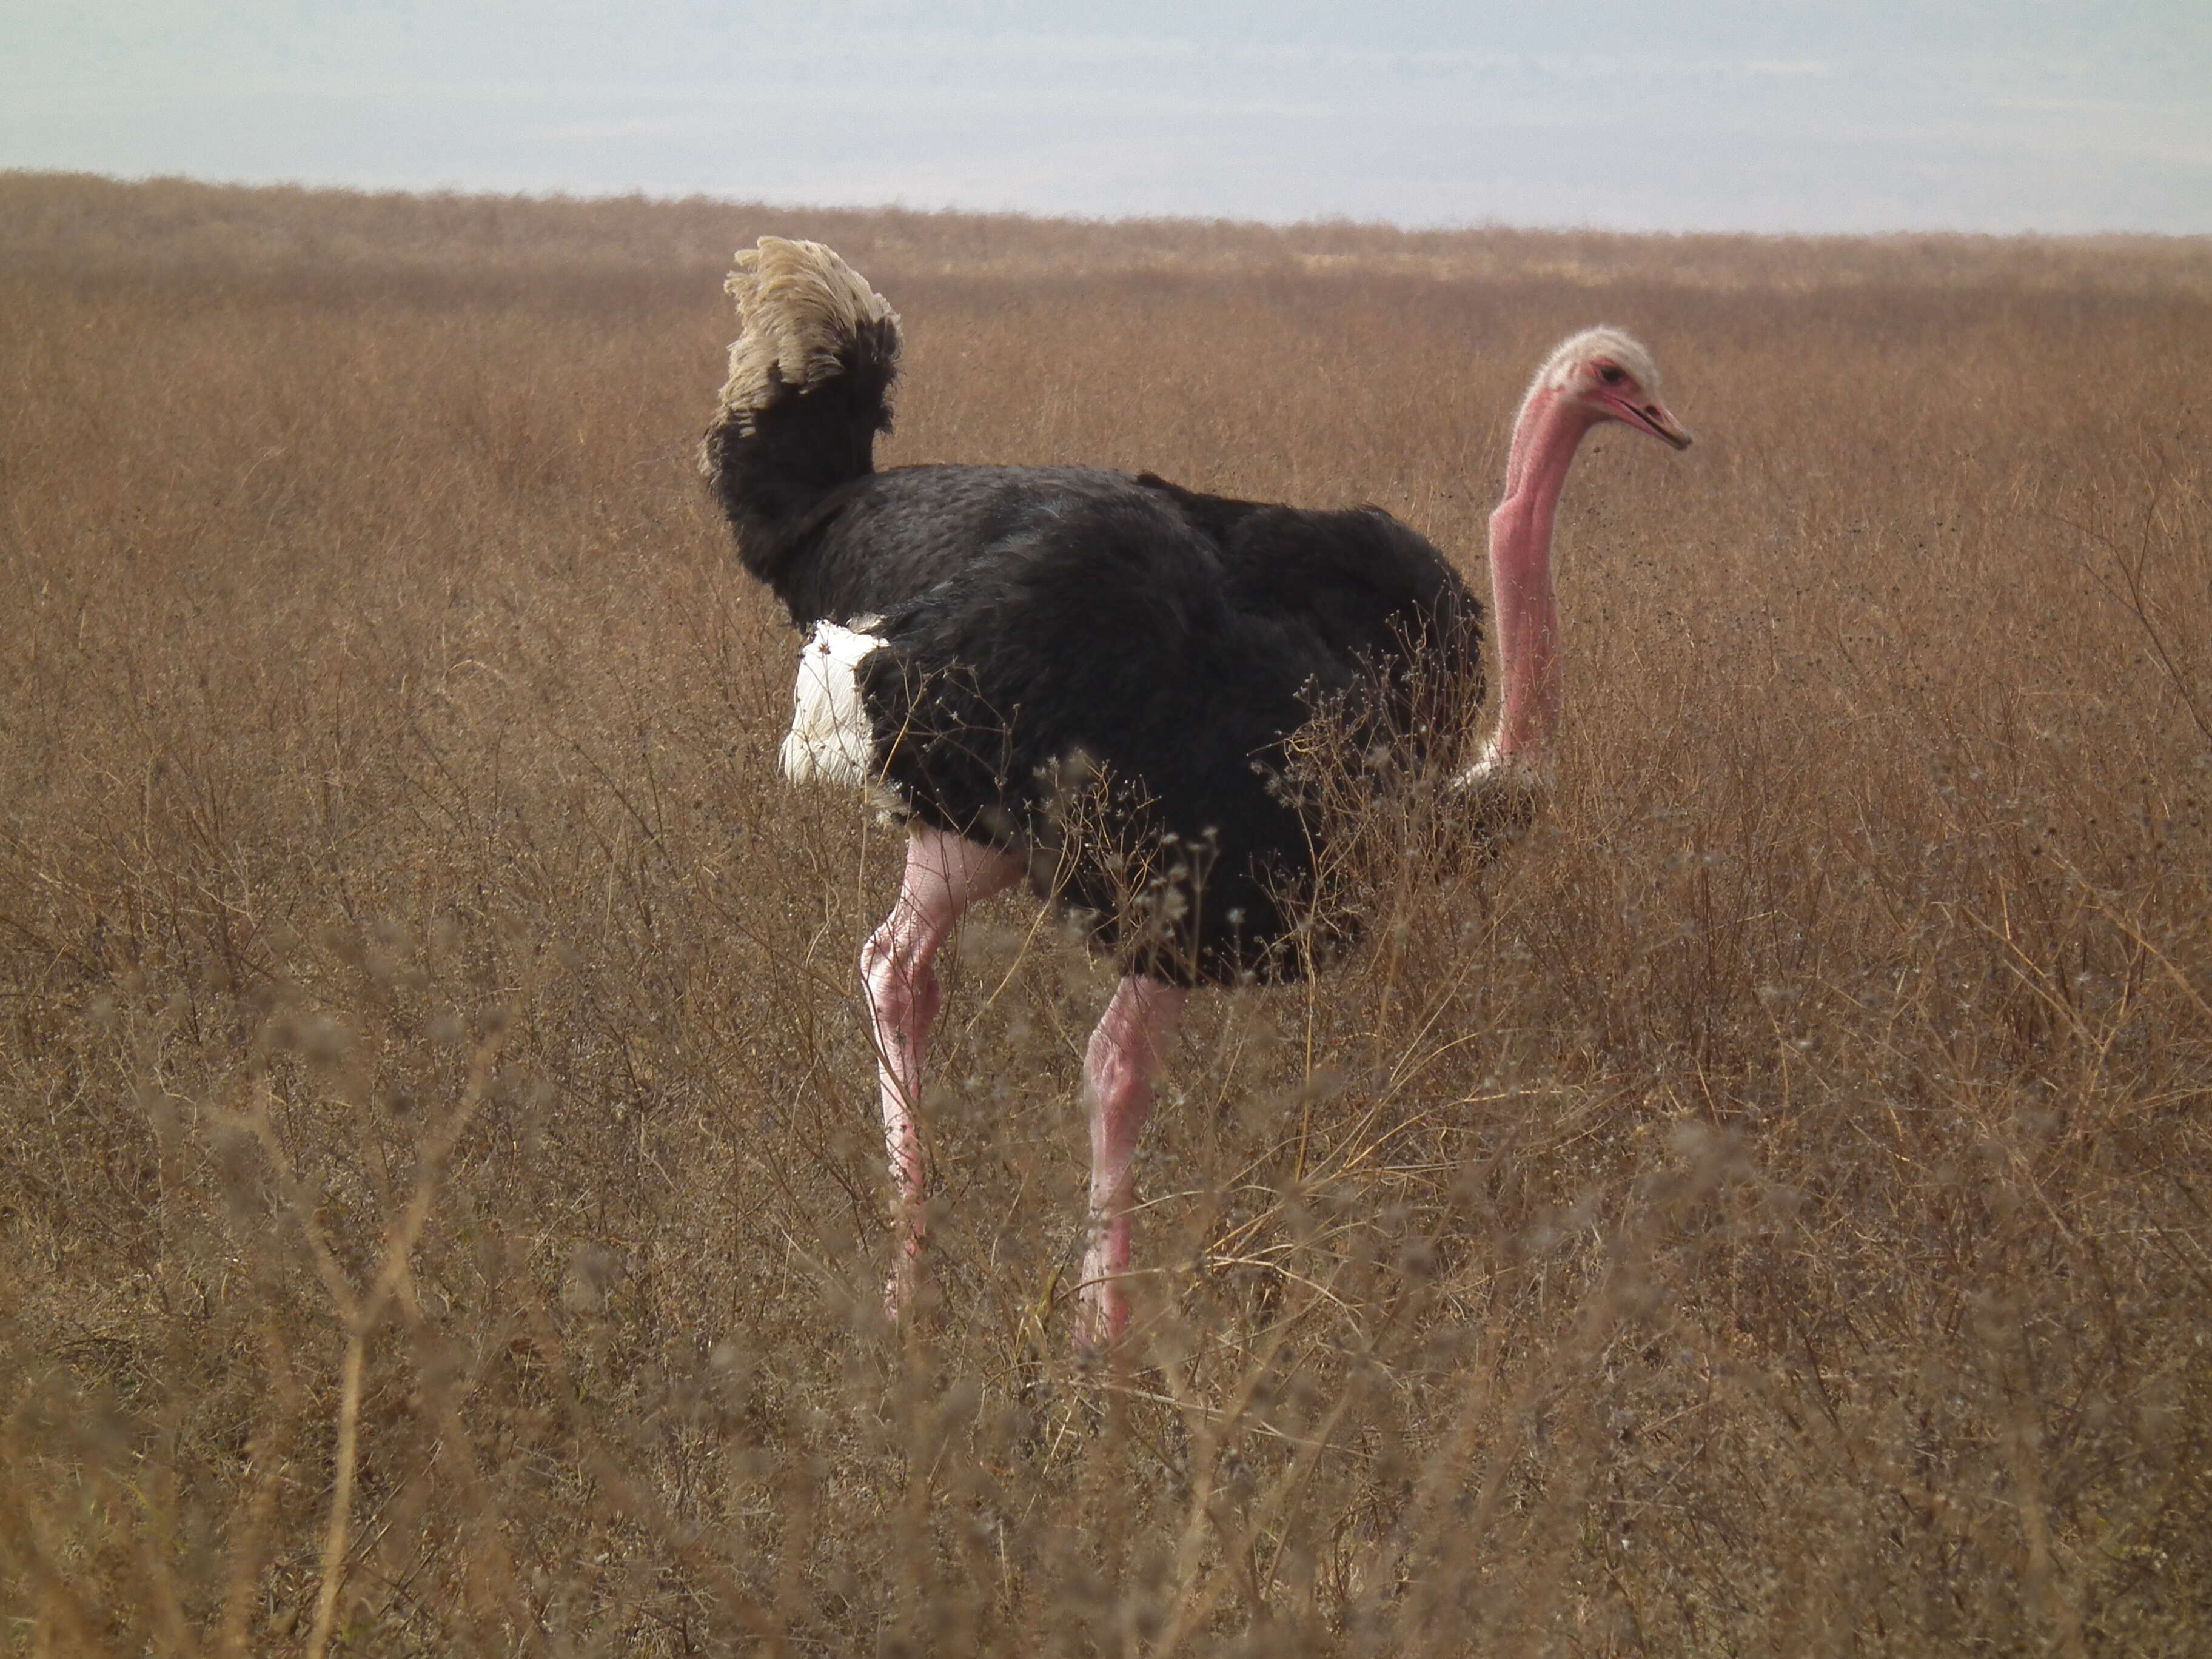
844 468 1485 985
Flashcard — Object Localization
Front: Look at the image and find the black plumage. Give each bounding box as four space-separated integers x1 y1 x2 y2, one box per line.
700 315 902 609
854 468 1481 984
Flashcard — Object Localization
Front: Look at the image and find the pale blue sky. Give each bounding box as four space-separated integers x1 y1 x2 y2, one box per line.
5 1 2208 232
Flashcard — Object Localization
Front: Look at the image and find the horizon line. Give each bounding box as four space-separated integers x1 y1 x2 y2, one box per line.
12 167 2211 247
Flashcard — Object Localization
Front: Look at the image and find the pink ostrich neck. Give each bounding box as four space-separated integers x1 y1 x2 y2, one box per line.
1487 384 1600 765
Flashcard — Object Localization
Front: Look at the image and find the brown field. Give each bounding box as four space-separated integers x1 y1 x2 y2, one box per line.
1 171 2208 1656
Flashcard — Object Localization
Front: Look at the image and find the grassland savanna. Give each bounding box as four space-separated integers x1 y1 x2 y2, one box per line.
1 173 2208 1655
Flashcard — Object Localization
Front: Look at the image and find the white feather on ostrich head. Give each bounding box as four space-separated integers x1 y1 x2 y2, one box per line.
711 238 900 437
1526 326 1692 451
1530 326 1664 398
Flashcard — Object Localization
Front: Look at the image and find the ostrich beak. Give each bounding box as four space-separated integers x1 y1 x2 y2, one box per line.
1644 402 1692 449
1646 400 1690 449
1611 395 1692 450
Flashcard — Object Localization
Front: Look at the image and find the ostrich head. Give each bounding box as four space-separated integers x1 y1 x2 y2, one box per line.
1533 327 1692 450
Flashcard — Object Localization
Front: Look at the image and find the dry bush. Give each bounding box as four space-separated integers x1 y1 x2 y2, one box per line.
0 173 2207 1656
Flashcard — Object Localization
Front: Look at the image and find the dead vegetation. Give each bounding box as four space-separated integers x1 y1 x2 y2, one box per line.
1 172 2208 1656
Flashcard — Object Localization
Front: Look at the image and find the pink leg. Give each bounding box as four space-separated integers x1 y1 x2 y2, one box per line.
1076 974 1191 1349
862 825 1024 1318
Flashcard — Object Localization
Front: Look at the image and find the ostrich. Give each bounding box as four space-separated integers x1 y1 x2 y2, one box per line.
701 239 1690 1344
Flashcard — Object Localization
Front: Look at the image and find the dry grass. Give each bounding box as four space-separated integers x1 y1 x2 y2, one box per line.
1 171 2208 1656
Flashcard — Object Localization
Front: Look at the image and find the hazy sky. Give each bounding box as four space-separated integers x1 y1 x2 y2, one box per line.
5 1 2209 232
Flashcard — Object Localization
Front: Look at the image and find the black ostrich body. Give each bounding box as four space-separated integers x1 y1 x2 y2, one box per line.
697 267 1483 983
723 449 1483 983
857 467 1481 984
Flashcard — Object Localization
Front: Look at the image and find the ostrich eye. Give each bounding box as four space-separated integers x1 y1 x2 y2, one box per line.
1597 363 1625 386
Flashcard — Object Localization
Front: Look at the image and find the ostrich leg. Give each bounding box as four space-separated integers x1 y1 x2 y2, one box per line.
1076 974 1190 1348
862 824 1024 1315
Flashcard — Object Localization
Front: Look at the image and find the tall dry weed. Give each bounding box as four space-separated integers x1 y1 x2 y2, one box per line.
1 173 2207 1655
